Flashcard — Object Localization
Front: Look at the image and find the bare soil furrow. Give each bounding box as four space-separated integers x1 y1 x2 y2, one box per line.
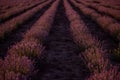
37 1 89 80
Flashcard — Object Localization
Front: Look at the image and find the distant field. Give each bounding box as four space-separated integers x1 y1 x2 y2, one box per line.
0 0 120 80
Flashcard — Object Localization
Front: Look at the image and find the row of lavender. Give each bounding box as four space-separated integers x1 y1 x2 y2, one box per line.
0 0 59 79
0 0 40 15
64 0 120 80
0 0 47 23
0 0 52 40
72 0 120 62
76 0 120 20
82 0 120 10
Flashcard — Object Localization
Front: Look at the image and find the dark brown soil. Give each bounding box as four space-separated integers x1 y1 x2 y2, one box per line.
36 1 89 80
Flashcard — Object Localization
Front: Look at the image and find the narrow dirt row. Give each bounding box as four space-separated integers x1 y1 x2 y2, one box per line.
0 2 53 58
0 0 47 24
36 1 89 80
69 0 118 52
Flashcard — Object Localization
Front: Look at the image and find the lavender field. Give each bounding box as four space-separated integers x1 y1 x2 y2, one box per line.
0 0 120 80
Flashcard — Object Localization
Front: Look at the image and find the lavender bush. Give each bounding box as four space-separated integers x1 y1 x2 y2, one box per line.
4 54 34 75
87 66 120 80
0 54 34 80
80 47 109 73
8 39 44 58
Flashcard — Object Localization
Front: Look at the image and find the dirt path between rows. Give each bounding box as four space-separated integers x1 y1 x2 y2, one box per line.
37 1 89 80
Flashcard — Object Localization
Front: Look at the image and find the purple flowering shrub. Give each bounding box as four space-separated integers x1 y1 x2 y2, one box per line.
108 23 120 36
8 39 44 58
87 66 120 80
80 47 109 73
1 71 27 80
24 0 60 42
0 54 34 80
24 25 49 42
4 54 34 74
